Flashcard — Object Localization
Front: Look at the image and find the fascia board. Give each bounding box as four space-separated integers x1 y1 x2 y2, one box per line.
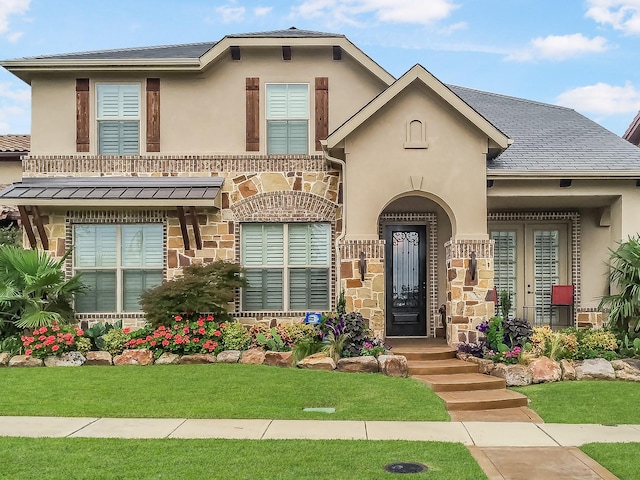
487 169 640 179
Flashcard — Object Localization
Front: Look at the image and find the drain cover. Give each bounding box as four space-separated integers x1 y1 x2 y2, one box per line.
302 407 336 413
384 462 428 474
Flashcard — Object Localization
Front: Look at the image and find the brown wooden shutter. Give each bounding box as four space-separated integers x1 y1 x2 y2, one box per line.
146 78 161 152
76 79 90 152
315 77 329 151
246 77 259 152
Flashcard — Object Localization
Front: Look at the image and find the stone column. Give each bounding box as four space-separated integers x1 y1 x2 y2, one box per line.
445 238 495 346
339 240 385 338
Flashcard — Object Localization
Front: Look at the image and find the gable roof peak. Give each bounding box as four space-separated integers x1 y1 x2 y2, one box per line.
225 27 344 39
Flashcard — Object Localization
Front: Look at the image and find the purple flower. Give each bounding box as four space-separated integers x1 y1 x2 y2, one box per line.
477 321 489 333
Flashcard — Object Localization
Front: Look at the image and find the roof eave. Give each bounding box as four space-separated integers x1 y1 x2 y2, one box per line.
487 169 640 179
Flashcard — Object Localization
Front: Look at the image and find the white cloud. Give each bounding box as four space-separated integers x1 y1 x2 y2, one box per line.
586 0 640 35
216 5 246 23
291 0 459 26
438 21 467 35
0 81 30 133
0 82 29 103
0 0 29 41
556 81 640 115
505 33 609 61
254 6 272 16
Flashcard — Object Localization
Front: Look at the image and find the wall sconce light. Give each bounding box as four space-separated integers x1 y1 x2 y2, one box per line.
469 251 477 281
359 251 367 281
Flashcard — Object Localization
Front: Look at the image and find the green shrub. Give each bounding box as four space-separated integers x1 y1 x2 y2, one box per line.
140 261 246 326
221 321 251 351
502 317 533 348
291 336 324 363
100 328 131 355
21 323 85 358
285 322 318 344
0 226 21 247
83 320 122 351
248 324 293 351
0 335 23 355
75 337 92 356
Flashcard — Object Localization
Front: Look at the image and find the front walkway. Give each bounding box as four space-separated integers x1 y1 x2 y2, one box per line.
2 416 637 479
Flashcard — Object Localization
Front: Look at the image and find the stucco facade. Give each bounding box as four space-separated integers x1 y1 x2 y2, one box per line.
3 28 640 343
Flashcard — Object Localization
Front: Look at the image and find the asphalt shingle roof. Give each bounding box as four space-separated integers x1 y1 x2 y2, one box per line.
0 134 29 153
449 85 640 171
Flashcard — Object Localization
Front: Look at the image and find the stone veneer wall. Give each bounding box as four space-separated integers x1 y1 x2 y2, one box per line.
339 240 385 338
23 155 342 327
445 238 495 346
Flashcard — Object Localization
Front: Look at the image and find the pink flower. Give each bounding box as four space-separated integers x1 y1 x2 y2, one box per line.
25 349 32 355
214 330 221 337
162 340 169 347
76 329 84 336
51 345 59 352
175 315 183 322
206 315 214 321
123 327 131 334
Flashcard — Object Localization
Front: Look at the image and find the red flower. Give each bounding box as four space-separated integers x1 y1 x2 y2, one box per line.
220 323 227 329
52 326 60 332
214 330 221 337
35 344 42 349
197 319 205 327
123 327 131 334
150 341 157 347
198 328 206 335
162 340 169 347
38 335 46 341
206 315 214 321
175 315 183 322
25 349 32 355
51 345 59 352
212 342 218 348
192 338 199 343
157 326 165 331
165 333 173 339
76 329 84 336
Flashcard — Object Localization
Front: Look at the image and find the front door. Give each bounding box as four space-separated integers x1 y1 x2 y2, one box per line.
385 225 427 336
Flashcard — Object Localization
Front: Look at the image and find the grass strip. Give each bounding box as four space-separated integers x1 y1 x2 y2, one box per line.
581 442 640 480
0 437 485 480
512 381 640 424
0 363 449 421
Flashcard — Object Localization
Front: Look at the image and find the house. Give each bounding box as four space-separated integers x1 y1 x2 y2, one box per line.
623 111 640 146
0 134 29 227
1 28 640 345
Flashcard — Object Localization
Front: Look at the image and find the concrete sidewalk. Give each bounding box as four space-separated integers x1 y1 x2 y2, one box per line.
0 416 639 445
1 416 635 479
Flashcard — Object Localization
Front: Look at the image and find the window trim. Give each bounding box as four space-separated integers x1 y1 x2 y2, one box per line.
95 82 142 155
240 222 331 312
73 223 164 314
265 82 310 154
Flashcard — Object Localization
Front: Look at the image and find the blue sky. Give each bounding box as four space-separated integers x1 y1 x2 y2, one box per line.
1 0 640 136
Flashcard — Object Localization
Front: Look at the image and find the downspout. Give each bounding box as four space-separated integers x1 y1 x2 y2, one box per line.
320 140 346 307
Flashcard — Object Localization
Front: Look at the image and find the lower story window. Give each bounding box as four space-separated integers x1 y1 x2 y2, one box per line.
241 222 330 311
73 223 164 313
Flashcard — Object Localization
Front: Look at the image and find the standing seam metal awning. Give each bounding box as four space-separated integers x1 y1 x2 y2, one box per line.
0 176 225 251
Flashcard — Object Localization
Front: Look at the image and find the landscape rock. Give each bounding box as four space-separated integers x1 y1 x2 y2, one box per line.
113 349 154 366
44 351 86 367
240 348 266 365
0 352 10 366
575 358 615 380
492 363 532 386
85 351 113 366
179 354 216 364
8 355 43 367
611 358 640 382
463 355 495 374
217 350 241 364
154 352 181 365
264 351 294 367
336 356 379 373
297 352 336 371
560 359 576 381
377 354 408 377
528 356 561 383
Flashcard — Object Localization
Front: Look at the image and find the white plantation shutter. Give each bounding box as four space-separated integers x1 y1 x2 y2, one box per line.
74 225 117 267
287 84 309 118
75 271 117 312
534 230 560 324
97 84 140 155
242 224 284 265
243 269 284 311
288 224 330 265
123 270 163 311
267 121 288 154
491 230 517 316
121 224 163 267
98 84 140 118
287 121 308 154
266 84 309 154
266 84 288 118
289 268 329 310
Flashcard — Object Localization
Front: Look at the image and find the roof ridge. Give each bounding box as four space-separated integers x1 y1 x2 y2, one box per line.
448 84 573 112
18 41 218 60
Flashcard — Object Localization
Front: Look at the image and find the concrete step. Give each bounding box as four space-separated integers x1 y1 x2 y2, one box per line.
413 373 506 392
437 389 529 411
408 359 479 375
392 346 456 361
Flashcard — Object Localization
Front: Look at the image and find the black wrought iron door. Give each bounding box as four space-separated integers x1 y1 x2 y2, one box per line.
385 225 427 336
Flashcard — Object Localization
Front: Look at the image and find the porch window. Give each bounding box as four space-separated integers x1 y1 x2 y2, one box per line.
266 83 309 154
241 223 330 311
73 224 163 312
97 84 141 155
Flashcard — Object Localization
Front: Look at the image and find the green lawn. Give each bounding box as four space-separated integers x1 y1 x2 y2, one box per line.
0 438 486 480
512 381 640 424
0 363 449 421
581 443 640 480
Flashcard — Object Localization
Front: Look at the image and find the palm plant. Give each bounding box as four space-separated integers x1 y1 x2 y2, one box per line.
599 236 640 337
0 245 85 331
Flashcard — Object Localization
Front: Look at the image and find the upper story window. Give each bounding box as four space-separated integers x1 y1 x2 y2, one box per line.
97 84 140 155
266 83 309 154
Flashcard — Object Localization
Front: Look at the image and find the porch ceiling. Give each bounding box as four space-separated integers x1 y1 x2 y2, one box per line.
487 194 617 210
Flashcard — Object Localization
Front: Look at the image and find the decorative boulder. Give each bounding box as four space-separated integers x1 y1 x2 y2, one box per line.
217 350 241 363
528 356 561 383
611 359 640 382
377 354 408 377
560 359 576 381
463 355 495 374
297 352 336 371
154 352 181 365
0 352 10 367
8 355 43 367
492 364 532 386
336 356 379 373
44 351 86 367
264 351 294 368
113 349 154 366
179 354 216 364
85 351 113 366
575 358 615 380
240 348 266 365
